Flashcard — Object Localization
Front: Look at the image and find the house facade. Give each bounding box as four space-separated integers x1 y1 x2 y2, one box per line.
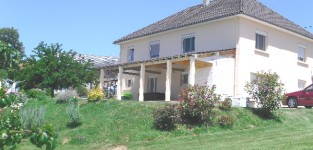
102 0 313 101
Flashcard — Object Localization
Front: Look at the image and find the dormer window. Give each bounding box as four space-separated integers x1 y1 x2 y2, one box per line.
183 36 195 53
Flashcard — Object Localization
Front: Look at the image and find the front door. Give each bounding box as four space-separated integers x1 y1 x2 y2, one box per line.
148 77 157 93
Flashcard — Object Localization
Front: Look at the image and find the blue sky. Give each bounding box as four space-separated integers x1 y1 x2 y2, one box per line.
1 0 312 57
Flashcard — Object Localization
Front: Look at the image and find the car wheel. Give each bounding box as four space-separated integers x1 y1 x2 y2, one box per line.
287 98 298 108
305 106 312 109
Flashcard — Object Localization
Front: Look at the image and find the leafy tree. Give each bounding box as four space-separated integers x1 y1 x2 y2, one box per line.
0 27 24 54
245 70 285 116
0 28 24 79
0 41 21 70
18 42 97 97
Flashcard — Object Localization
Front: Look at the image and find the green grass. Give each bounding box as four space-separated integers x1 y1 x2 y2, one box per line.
17 99 313 150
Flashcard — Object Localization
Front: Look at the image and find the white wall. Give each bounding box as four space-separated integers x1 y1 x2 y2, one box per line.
119 17 238 64
236 17 313 96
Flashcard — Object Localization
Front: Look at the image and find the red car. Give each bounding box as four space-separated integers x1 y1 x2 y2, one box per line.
285 84 313 108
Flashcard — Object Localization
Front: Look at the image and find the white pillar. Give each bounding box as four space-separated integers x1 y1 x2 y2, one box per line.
189 56 196 86
165 60 172 101
99 68 104 89
117 66 123 100
139 63 145 102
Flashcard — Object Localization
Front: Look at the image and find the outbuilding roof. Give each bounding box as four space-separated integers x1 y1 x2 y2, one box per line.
114 0 313 44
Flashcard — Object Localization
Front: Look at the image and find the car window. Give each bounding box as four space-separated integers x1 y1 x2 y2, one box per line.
305 85 313 91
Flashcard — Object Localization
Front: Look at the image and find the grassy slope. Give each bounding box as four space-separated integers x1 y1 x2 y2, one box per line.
17 99 313 150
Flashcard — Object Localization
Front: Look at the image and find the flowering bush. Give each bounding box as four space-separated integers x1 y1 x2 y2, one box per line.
178 84 220 125
55 89 78 103
245 70 285 115
88 87 105 102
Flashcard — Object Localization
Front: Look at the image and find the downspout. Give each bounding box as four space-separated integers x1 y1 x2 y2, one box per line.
234 16 240 97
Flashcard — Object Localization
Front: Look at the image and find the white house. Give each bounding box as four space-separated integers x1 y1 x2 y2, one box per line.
102 0 313 101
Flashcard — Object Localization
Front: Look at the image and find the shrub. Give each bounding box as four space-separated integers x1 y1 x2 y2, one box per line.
0 88 5 98
55 89 78 103
19 106 45 129
153 104 178 131
178 84 220 125
245 70 285 115
218 114 235 128
121 91 132 100
76 85 88 97
25 89 48 100
66 102 81 127
219 98 232 111
88 87 105 102
0 69 8 80
0 93 27 108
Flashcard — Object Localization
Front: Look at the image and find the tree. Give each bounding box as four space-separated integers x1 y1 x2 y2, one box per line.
245 70 285 116
18 42 97 97
0 28 24 79
0 27 24 54
0 41 21 70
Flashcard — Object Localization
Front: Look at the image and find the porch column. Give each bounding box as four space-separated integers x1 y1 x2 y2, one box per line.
99 68 104 89
139 63 145 102
117 66 123 100
189 55 196 86
165 60 172 101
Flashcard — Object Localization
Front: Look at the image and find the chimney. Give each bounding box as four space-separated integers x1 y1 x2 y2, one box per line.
203 0 210 6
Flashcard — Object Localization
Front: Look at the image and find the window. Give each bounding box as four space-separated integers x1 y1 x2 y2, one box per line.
128 49 134 62
305 84 313 91
181 73 189 85
183 36 195 53
127 79 132 88
250 73 257 82
147 77 157 93
255 33 266 51
150 43 160 58
298 80 306 90
298 46 305 62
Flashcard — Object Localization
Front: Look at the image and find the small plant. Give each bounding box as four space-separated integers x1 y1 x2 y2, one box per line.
19 106 46 129
218 114 235 128
68 97 79 105
153 104 178 131
66 102 81 127
55 89 78 103
219 98 232 111
88 87 105 102
178 84 220 125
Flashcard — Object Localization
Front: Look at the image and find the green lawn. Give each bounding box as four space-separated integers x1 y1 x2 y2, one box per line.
17 99 313 150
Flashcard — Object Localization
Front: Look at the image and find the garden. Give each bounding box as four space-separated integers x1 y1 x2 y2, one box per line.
1 27 309 150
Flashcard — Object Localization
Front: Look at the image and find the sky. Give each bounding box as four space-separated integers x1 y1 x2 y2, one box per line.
1 0 313 58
